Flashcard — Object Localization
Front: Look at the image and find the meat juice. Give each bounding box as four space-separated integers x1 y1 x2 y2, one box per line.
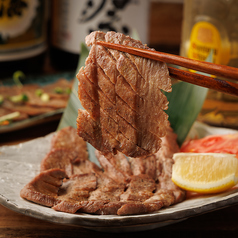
180 0 238 129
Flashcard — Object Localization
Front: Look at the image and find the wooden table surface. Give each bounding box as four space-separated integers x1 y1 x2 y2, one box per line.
0 2 237 234
1 120 238 238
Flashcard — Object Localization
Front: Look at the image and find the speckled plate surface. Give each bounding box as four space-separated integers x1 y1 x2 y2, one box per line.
0 122 238 233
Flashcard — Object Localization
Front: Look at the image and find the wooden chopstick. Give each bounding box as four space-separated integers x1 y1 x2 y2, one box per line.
168 66 238 96
97 41 238 96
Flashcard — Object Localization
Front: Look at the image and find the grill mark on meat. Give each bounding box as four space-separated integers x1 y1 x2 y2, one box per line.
53 173 98 213
89 41 169 116
78 67 118 122
88 171 125 202
78 68 163 152
58 173 97 202
84 57 116 104
95 150 132 180
87 44 119 85
40 149 75 177
77 109 118 154
87 31 171 104
77 109 148 157
120 174 156 202
85 33 169 132
115 75 168 114
116 96 169 137
95 150 130 184
20 169 66 207
105 31 172 93
51 126 88 163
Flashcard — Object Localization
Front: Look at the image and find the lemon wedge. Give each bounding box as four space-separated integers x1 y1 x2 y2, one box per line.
172 153 238 194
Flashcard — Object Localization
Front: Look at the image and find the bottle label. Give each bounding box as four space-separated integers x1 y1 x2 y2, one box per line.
51 0 149 54
188 21 230 65
0 0 47 61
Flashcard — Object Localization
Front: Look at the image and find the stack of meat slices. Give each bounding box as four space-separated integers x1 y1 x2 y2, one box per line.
76 31 172 157
20 126 185 216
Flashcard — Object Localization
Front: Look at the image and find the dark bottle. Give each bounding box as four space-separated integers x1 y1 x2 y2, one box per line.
49 0 149 71
0 0 48 79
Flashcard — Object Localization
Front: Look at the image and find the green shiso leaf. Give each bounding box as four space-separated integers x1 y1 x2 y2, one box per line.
166 51 213 145
57 43 89 130
164 81 208 146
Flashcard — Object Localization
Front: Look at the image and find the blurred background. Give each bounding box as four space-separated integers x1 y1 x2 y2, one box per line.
0 0 184 78
0 0 238 138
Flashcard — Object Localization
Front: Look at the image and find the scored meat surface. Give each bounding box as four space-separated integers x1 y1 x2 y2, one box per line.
20 126 185 216
77 31 171 157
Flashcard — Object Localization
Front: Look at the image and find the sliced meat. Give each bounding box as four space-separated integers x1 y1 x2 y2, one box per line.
76 109 119 154
20 169 66 207
2 100 54 116
0 107 29 121
77 109 149 157
120 174 156 202
57 173 97 202
143 189 175 207
88 171 125 202
77 66 163 153
104 31 172 93
129 154 157 180
77 31 171 157
51 126 88 163
95 150 132 179
73 159 102 175
117 201 163 216
24 90 67 109
42 78 73 99
46 173 100 214
40 149 74 177
41 127 92 177
154 128 186 205
95 150 131 184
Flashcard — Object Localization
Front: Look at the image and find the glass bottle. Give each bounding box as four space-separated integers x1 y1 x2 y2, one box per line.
0 0 48 79
180 0 238 129
49 0 149 71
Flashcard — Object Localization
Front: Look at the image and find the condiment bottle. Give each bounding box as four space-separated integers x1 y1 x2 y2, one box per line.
0 0 48 79
180 0 238 129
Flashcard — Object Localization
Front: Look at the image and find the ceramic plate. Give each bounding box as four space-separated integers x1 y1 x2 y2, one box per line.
0 122 238 232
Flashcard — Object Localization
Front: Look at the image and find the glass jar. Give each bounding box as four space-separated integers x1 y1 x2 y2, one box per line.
180 0 238 129
0 0 48 79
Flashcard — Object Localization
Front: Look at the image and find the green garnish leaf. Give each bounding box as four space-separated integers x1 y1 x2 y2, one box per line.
54 87 64 94
0 95 4 105
65 88 71 94
13 71 25 87
35 89 43 97
10 94 28 103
